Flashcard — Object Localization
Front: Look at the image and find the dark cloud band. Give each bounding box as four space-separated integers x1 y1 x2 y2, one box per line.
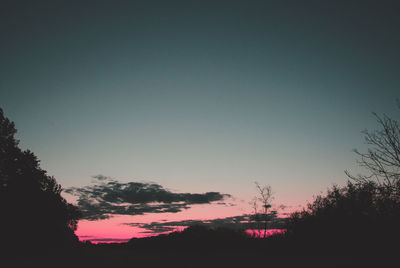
125 214 286 234
64 175 231 220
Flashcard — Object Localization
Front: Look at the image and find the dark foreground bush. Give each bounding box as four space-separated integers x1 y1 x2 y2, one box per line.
127 225 250 249
285 180 400 255
0 108 80 255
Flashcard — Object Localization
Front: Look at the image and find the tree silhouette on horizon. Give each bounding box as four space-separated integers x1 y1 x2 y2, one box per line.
0 108 80 251
285 102 400 254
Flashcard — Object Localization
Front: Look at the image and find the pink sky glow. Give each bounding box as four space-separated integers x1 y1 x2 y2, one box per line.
75 203 289 243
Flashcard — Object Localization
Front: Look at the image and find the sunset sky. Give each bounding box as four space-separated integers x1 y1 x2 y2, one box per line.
1 1 399 242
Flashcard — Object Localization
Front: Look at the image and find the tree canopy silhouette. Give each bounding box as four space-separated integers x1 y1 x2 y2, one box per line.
285 102 400 254
0 108 80 250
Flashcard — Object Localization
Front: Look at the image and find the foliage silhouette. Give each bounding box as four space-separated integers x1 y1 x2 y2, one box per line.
285 103 400 255
127 225 249 250
0 108 80 253
3 103 400 264
286 181 399 253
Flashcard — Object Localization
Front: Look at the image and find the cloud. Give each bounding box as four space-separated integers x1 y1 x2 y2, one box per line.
125 216 250 234
125 214 286 234
64 175 231 220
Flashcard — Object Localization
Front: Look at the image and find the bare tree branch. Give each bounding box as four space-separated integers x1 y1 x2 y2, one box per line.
347 103 400 191
252 182 274 238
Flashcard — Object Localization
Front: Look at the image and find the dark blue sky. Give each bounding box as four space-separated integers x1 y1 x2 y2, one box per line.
1 0 399 208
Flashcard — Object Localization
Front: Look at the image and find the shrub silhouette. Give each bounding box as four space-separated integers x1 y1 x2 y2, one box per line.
0 108 80 252
285 180 400 254
128 225 249 250
283 103 400 255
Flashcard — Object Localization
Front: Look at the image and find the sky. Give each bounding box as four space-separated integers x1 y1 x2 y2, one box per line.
1 0 400 242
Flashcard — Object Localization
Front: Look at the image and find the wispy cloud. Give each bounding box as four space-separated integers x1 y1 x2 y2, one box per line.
125 214 286 234
64 175 231 220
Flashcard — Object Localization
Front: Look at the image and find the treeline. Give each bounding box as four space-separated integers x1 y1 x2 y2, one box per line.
284 105 400 254
124 103 400 255
1 101 400 259
120 179 399 255
0 108 80 255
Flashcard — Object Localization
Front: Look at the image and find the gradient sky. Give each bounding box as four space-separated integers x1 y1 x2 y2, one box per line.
1 1 400 241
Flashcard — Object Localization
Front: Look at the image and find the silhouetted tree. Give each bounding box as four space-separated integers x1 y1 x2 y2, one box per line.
286 180 400 254
345 100 400 191
250 182 275 238
286 102 400 254
0 108 80 251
